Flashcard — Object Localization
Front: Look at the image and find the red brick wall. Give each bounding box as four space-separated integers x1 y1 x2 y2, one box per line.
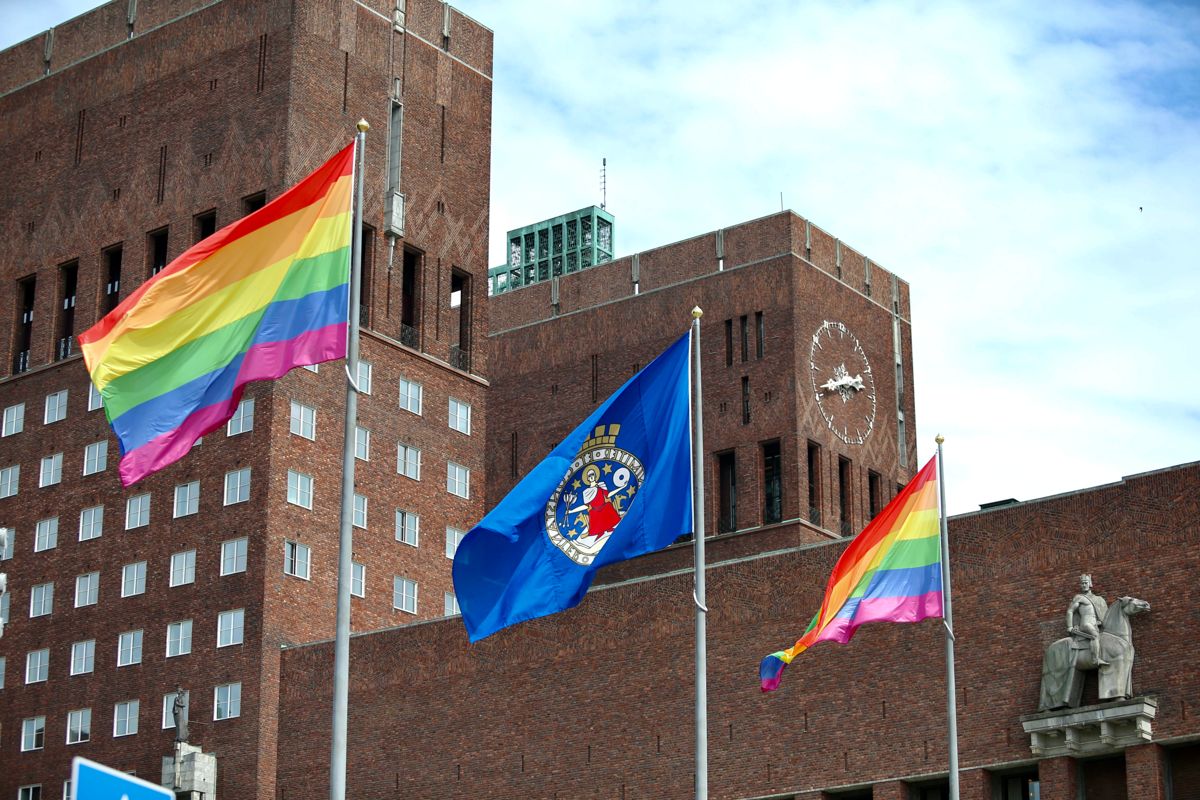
274 461 1200 799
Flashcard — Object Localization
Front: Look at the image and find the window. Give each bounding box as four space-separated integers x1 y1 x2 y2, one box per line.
354 426 370 461
113 700 139 736
717 451 737 533
807 441 823 525
174 480 200 517
393 577 417 614
217 609 245 647
82 440 108 475
62 782 71 800
126 493 151 529
163 690 189 729
147 226 169 275
0 526 11 560
243 191 266 213
26 648 50 683
353 493 368 529
66 708 91 744
117 630 143 666
224 467 251 505
35 518 59 552
763 440 782 525
398 377 422 414
289 401 316 439
397 443 421 480
287 470 314 508
739 314 749 362
122 561 147 597
447 462 469 498
40 453 62 487
44 390 68 424
170 550 196 587
88 382 103 411
445 526 465 559
19 787 41 800
448 398 471 434
444 592 460 616
30 582 54 617
0 593 8 628
75 572 99 607
214 682 241 720
357 360 373 394
755 311 764 359
395 509 419 546
22 716 46 751
351 562 365 597
227 398 254 435
741 376 751 425
70 640 95 675
78 505 104 541
3 402 25 436
166 620 192 657
284 540 310 579
0 656 5 688
194 209 217 242
0 464 18 497
869 470 883 520
221 537 248 575
838 456 853 536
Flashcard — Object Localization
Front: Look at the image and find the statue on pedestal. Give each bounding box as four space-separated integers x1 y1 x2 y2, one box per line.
1038 575 1150 710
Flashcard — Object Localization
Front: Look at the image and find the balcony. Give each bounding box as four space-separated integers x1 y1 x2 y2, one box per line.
399 323 418 349
449 345 471 373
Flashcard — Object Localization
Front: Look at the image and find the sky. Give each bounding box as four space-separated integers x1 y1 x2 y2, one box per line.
4 0 1198 515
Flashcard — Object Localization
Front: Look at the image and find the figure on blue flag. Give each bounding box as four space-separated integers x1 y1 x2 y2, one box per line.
452 332 693 642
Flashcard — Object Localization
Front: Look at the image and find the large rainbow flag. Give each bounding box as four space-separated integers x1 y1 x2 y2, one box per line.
79 142 355 486
759 455 942 692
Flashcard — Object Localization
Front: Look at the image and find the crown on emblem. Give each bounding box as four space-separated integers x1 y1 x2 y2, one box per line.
582 424 621 451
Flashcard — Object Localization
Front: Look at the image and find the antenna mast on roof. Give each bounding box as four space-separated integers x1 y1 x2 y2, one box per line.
600 157 607 210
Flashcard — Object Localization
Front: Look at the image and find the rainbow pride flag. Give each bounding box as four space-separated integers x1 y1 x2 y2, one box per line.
79 142 355 486
759 455 942 692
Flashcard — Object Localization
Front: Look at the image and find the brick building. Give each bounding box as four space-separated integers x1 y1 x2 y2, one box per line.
0 0 492 797
3 2 1196 800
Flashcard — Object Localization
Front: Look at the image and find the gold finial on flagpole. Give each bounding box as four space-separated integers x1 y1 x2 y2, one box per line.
357 119 370 132
935 434 944 445
692 306 703 319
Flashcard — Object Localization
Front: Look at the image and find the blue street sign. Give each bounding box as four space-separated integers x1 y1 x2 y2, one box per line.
71 757 175 800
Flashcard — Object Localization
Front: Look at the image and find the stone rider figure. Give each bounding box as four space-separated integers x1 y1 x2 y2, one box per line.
1067 573 1109 667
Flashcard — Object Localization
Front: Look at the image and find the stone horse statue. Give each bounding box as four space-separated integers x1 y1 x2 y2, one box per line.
1039 595 1150 710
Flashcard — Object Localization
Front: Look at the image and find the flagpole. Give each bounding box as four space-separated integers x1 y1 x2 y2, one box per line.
690 307 708 800
935 434 960 800
330 119 368 800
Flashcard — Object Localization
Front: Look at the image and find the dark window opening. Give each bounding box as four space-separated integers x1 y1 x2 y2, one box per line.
148 227 169 276
359 225 375 328
741 376 751 425
755 311 764 359
56 261 78 360
102 244 123 315
243 191 266 214
449 268 470 372
838 456 853 536
400 248 420 348
762 440 782 525
510 431 518 479
724 319 733 366
910 780 950 800
194 209 217 243
717 451 737 533
994 770 1040 800
13 275 36 374
807 441 822 525
739 314 748 362
869 470 883 520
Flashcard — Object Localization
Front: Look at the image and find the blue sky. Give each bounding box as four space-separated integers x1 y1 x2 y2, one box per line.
4 0 1198 514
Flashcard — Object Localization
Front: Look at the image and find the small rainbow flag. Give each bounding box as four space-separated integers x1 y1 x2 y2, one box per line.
79 142 355 486
759 455 942 692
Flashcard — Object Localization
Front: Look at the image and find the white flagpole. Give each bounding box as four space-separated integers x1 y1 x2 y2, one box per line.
935 434 960 800
690 307 708 800
330 120 368 800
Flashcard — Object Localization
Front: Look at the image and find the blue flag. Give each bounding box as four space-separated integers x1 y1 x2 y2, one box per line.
452 331 694 641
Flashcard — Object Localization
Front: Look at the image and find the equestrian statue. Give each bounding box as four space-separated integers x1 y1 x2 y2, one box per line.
1038 574 1150 710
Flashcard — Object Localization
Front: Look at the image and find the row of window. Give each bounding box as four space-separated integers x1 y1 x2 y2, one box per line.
0 439 110 491
286 450 471 509
0 385 103 439
17 611 244 686
16 684 241 755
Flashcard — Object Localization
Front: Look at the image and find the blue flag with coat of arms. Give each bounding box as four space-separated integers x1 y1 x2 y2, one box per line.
452 331 694 641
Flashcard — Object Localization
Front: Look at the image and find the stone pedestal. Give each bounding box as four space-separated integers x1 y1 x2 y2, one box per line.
161 743 217 800
1020 696 1156 757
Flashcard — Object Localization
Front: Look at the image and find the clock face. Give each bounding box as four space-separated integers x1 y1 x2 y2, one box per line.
809 320 876 445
